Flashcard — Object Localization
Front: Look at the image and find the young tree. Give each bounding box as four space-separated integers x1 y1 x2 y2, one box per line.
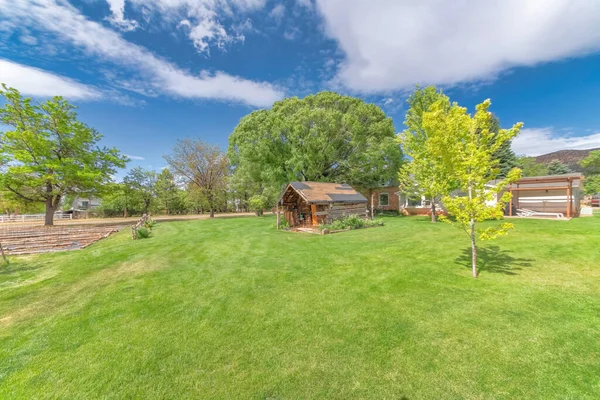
155 169 179 215
516 156 549 177
399 86 453 222
124 167 157 214
165 139 228 218
0 86 127 225
228 91 402 206
424 99 523 278
547 159 571 175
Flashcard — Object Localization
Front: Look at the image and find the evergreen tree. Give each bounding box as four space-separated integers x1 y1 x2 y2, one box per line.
547 160 571 175
490 116 518 178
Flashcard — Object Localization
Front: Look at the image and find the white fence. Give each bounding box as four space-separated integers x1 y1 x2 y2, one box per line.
0 212 73 223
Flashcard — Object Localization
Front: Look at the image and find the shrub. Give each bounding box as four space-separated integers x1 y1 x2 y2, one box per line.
136 227 151 239
144 219 156 229
275 218 290 229
319 215 384 232
248 195 268 216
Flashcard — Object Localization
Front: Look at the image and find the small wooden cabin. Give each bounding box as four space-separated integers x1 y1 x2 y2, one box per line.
278 182 368 227
505 173 584 217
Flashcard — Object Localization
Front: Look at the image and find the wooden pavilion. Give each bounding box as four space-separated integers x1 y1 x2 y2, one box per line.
277 182 368 227
505 173 584 218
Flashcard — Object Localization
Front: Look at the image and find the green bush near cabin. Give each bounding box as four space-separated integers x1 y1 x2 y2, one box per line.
320 214 385 231
0 215 599 399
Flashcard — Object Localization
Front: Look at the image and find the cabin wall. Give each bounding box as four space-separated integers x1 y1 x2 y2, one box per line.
329 203 368 222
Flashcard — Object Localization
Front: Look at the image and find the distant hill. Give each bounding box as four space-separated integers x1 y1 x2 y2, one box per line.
535 148 599 172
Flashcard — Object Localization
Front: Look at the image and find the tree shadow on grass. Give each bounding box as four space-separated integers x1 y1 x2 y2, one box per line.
456 246 534 275
0 260 45 276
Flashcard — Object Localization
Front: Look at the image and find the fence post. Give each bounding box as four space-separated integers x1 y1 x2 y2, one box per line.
0 242 7 264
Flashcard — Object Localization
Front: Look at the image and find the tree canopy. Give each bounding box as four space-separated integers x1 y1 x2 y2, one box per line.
423 98 523 277
547 159 571 175
0 85 127 225
165 139 228 218
228 91 403 205
399 86 453 222
517 156 549 177
580 150 600 194
123 167 157 215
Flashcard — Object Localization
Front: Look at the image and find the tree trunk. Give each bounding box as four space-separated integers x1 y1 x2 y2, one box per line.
370 191 374 220
470 219 478 278
467 182 477 277
209 208 215 218
431 200 437 223
45 197 56 226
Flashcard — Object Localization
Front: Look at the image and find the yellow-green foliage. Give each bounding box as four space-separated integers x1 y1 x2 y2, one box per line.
423 99 523 241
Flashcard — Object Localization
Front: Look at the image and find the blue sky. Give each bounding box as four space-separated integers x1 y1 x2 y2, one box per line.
2 0 600 178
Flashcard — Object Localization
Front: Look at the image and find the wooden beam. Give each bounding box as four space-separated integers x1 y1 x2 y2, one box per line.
311 204 318 226
509 186 513 217
567 183 572 218
509 186 570 191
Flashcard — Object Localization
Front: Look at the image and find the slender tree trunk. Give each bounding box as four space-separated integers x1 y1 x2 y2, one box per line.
470 219 477 278
431 199 437 223
467 183 478 277
370 191 374 220
209 208 215 218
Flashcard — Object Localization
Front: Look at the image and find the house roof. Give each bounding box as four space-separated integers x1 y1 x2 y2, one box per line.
280 181 368 204
487 173 584 189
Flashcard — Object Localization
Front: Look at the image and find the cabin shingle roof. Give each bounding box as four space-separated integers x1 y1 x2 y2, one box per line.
284 181 368 204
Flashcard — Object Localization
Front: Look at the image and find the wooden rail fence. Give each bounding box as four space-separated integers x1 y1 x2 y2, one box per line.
131 214 152 240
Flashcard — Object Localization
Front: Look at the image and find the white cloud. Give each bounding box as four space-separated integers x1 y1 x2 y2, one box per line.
106 0 139 31
124 154 145 160
183 18 243 54
283 26 301 41
19 34 38 45
314 0 600 93
0 0 283 107
0 59 101 100
512 128 600 156
296 0 313 10
269 4 285 22
127 0 265 53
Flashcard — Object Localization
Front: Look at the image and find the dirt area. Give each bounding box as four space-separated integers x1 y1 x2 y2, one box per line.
0 212 262 255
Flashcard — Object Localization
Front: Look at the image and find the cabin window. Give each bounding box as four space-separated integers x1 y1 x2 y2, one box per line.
379 193 389 206
81 200 89 209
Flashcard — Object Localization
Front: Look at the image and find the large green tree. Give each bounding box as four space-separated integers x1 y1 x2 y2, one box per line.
517 156 549 177
399 86 452 222
228 91 403 206
424 99 523 278
124 167 157 215
0 86 127 225
580 150 600 195
165 139 228 218
155 169 180 215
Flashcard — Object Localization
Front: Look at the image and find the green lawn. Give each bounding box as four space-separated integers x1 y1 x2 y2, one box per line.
1 216 599 399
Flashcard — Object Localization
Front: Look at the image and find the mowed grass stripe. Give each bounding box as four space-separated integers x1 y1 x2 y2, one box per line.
0 216 599 399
